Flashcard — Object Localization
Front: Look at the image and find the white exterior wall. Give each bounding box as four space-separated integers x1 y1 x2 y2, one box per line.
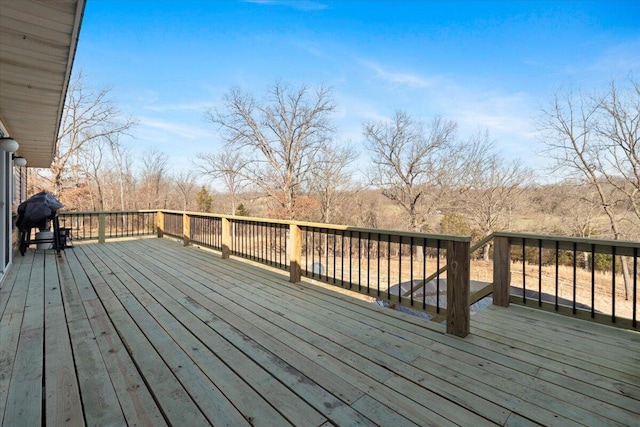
0 149 11 280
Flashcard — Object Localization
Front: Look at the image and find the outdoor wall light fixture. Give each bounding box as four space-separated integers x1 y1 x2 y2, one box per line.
0 137 19 153
13 155 27 167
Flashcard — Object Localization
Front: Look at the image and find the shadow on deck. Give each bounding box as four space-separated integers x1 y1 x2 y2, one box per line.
1 238 639 426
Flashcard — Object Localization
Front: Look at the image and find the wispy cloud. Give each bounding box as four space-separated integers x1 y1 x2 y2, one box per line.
242 0 328 11
144 102 215 113
589 38 640 76
438 88 541 160
136 117 213 141
362 60 434 88
287 39 331 61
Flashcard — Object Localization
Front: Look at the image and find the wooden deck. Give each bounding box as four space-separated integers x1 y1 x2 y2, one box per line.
1 238 638 426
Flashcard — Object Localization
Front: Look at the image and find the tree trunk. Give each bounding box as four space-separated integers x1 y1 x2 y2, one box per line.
483 242 491 261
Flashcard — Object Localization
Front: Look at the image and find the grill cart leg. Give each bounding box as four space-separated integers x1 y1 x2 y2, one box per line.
52 216 62 255
19 228 29 256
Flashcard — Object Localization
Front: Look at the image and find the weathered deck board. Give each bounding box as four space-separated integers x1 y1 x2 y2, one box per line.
3 249 46 426
64 246 166 426
0 251 35 426
0 237 638 426
43 252 84 426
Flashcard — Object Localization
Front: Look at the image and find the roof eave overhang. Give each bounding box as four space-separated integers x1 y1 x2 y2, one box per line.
0 0 86 168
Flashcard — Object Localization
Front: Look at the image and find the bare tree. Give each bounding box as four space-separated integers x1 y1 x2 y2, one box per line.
562 183 603 239
110 141 135 211
206 81 336 219
308 141 357 223
195 149 248 214
539 83 635 298
78 138 108 210
140 147 169 209
364 111 458 232
173 171 198 211
594 79 640 226
462 154 533 259
48 71 136 196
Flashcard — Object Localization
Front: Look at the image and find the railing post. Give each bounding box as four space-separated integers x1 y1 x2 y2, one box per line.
289 224 302 283
98 213 106 243
222 217 231 259
493 236 511 307
183 213 190 247
156 211 164 238
446 240 470 337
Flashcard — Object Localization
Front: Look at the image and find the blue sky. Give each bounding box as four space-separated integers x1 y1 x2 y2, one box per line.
74 0 640 178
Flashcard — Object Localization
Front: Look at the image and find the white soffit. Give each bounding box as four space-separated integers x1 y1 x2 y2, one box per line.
0 0 85 167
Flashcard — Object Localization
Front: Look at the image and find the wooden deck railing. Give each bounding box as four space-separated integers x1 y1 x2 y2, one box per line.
492 232 639 330
58 210 157 242
155 210 472 336
55 209 639 332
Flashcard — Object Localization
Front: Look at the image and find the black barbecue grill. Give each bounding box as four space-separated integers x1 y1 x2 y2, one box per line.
16 191 66 255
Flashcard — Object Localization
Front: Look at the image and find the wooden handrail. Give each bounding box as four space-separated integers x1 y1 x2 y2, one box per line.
157 210 471 243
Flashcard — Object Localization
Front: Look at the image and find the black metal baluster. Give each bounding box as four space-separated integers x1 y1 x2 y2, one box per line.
358 231 361 291
555 241 559 311
591 244 596 318
377 235 381 297
272 223 276 265
259 223 263 262
333 229 338 285
263 223 267 264
324 229 329 281
311 229 316 278
436 240 441 313
522 239 527 305
242 221 246 257
245 221 250 258
248 221 252 259
574 242 578 314
410 236 414 306
387 234 391 300
398 238 402 304
303 228 308 275
253 222 257 260
254 221 258 260
367 232 371 293
633 248 637 328
340 231 345 286
267 224 271 265
611 246 616 324
244 221 247 256
279 224 283 267
423 239 427 310
538 239 542 307
349 231 353 289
